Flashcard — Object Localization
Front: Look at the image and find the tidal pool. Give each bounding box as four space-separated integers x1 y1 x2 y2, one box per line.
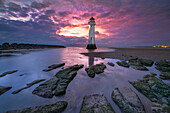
0 47 160 113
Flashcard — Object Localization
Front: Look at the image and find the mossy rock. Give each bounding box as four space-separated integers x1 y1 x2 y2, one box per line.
129 75 170 113
0 86 12 95
108 62 115 67
33 64 84 98
138 59 154 66
85 63 106 78
0 70 18 77
80 94 115 113
131 65 148 71
6 101 68 113
159 72 170 80
111 87 145 113
117 61 129 68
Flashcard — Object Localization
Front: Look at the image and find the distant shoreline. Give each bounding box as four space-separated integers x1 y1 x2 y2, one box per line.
82 47 170 61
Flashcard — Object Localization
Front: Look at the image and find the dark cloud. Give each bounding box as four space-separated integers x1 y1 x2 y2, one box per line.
7 2 21 12
31 1 50 9
45 9 56 16
97 11 111 18
58 11 70 17
19 12 29 17
72 16 81 20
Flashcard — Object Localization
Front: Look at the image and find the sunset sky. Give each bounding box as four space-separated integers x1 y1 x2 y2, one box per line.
0 0 170 47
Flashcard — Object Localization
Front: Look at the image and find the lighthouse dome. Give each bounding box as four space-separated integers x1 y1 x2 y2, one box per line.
90 17 95 21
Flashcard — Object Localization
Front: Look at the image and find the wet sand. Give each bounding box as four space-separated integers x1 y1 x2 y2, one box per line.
82 47 170 61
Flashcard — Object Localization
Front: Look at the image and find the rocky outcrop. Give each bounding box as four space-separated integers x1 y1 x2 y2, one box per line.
85 63 106 78
138 59 154 66
129 75 170 113
155 60 170 72
33 64 84 98
159 72 170 80
0 86 12 95
155 60 170 80
43 63 65 72
6 101 67 113
0 70 18 77
117 61 129 68
108 62 115 67
32 77 59 98
128 59 149 71
12 79 45 94
80 94 115 113
111 87 145 113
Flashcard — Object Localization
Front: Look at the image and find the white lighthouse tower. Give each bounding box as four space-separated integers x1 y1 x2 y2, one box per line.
86 17 97 49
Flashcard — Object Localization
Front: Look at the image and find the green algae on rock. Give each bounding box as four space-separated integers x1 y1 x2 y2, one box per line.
85 63 106 78
0 70 18 77
155 60 170 72
12 79 46 94
117 61 129 68
33 64 84 98
33 77 59 98
43 63 65 72
129 75 170 113
111 87 145 113
80 94 115 113
108 62 115 67
131 65 148 71
159 72 170 80
6 101 67 113
138 59 154 66
0 86 12 95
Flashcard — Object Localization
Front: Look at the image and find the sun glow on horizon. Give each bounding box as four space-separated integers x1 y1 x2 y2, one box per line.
56 25 110 39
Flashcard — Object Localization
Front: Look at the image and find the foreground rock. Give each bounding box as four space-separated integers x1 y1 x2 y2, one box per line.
128 59 149 71
0 86 12 95
111 87 145 113
159 72 170 80
12 79 45 94
43 63 65 72
33 64 84 98
108 62 115 67
0 70 18 77
155 60 170 72
138 59 154 66
32 77 59 98
6 101 67 113
85 63 106 78
129 75 170 113
117 61 129 68
155 60 170 80
80 94 115 113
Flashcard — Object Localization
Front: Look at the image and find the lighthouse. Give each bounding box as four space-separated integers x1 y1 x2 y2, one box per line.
86 17 97 49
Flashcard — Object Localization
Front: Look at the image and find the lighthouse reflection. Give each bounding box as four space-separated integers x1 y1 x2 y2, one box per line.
88 56 94 66
88 49 94 66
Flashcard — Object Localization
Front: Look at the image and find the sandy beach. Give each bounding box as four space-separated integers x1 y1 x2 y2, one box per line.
82 47 170 61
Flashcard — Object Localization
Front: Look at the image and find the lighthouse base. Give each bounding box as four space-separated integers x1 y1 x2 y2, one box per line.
86 44 97 49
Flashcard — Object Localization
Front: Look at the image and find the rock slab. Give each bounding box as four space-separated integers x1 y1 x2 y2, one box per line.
111 87 145 113
0 70 18 77
130 75 170 113
33 64 84 98
6 101 67 113
0 86 12 95
12 79 46 94
85 63 106 78
43 63 65 72
80 94 115 113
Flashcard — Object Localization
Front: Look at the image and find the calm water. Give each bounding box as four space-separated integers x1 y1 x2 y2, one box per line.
0 47 162 113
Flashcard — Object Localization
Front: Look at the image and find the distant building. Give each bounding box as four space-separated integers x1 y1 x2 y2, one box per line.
86 17 97 49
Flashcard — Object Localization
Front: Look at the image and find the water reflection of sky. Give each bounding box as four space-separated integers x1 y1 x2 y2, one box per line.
0 47 167 113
